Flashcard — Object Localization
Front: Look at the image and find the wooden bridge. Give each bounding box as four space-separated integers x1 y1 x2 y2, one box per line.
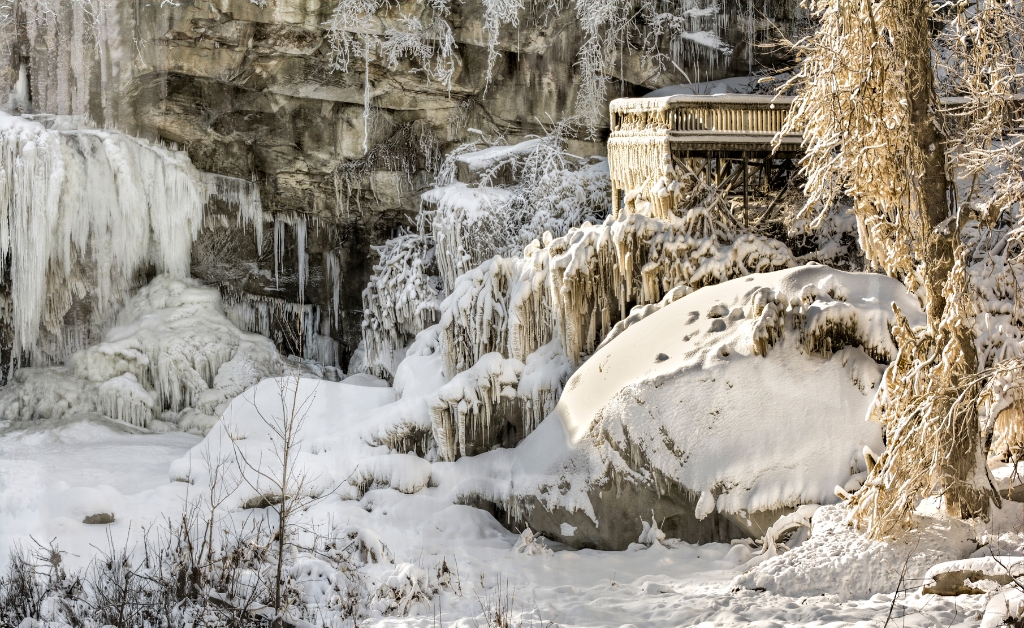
607 94 801 221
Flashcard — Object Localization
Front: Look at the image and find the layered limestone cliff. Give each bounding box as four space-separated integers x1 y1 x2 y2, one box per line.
1 0 804 367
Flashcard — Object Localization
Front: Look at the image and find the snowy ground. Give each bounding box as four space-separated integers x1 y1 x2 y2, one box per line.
0 415 200 564
0 386 1000 627
1 267 1017 626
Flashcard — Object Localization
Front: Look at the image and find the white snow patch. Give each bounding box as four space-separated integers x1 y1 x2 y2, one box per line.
733 504 979 600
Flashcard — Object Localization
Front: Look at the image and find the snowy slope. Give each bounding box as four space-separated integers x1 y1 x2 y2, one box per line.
2 263 1018 625
0 359 1004 626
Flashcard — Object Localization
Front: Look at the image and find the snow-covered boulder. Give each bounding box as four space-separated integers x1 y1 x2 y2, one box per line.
445 265 923 549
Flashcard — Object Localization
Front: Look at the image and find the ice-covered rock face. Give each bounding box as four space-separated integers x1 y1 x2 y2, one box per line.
451 265 925 549
0 112 263 371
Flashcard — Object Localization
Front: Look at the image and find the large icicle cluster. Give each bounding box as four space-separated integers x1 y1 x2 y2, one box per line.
222 289 341 372
0 112 263 366
0 276 281 434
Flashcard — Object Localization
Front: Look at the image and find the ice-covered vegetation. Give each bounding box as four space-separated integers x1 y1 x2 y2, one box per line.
360 233 443 380
427 123 611 288
359 128 610 381
779 0 1024 535
323 0 745 133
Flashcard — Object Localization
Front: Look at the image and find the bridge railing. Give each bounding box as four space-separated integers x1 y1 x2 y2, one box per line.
610 95 796 135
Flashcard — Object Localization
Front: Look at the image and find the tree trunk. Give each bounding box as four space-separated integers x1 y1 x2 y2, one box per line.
904 2 989 518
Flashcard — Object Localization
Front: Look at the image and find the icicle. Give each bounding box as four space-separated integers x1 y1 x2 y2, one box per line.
428 352 524 461
72 1 90 117
363 38 370 155
221 289 340 367
296 215 308 302
10 63 29 112
214 174 264 254
326 248 342 327
98 373 155 428
274 215 285 288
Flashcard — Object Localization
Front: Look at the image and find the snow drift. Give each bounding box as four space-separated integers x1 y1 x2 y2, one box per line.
442 265 923 549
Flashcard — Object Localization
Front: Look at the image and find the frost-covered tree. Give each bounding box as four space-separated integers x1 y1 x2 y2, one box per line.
781 0 996 532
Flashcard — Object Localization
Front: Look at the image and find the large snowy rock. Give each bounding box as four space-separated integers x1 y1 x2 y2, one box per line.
445 265 924 549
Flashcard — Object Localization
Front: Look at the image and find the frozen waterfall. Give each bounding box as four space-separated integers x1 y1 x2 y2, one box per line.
0 112 264 367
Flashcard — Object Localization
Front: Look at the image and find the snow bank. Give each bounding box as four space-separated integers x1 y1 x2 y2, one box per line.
732 504 978 600
442 265 921 548
0 112 263 365
0 276 281 433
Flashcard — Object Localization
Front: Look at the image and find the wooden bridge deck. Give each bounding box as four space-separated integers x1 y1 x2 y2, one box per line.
607 94 802 217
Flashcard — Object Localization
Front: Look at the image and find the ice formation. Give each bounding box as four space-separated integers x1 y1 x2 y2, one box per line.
222 289 341 371
442 265 922 548
426 136 610 290
357 135 609 383
272 212 309 300
352 132 801 461
0 112 263 366
429 352 524 461
0 276 281 434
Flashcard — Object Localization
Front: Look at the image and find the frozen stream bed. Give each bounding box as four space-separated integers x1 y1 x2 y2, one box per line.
0 416 201 556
